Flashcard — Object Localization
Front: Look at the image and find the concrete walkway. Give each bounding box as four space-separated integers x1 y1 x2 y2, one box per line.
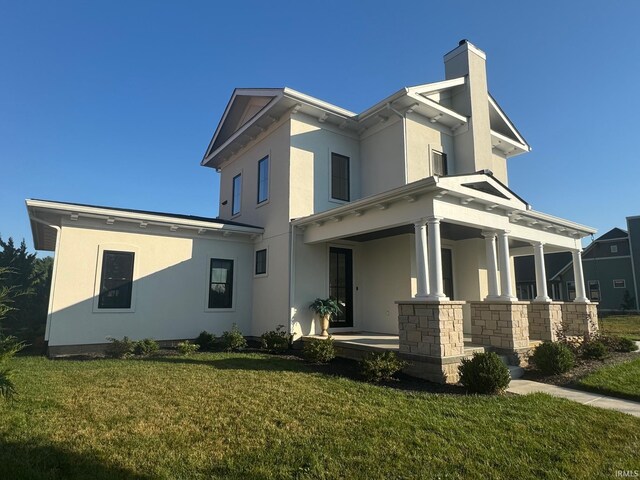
508 379 640 418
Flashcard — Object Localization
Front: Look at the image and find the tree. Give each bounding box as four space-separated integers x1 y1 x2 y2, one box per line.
0 267 25 399
621 289 636 311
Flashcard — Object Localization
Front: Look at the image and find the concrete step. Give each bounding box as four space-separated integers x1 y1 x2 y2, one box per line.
498 354 524 379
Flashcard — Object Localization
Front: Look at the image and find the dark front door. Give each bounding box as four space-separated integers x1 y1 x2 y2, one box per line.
442 248 454 300
329 247 353 328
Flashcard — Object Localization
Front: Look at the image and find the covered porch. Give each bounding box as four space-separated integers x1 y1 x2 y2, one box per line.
291 173 597 383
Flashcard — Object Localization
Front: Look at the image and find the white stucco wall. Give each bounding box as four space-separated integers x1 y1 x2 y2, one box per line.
48 222 254 346
405 114 455 181
360 117 405 197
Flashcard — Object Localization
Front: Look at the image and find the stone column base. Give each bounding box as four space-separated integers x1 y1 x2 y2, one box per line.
469 301 530 351
527 302 563 341
399 352 466 384
561 302 599 338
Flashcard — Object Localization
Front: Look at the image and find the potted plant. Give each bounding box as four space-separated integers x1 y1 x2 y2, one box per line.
309 298 342 337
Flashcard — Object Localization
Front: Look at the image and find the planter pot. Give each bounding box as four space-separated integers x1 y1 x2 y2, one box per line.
320 314 330 337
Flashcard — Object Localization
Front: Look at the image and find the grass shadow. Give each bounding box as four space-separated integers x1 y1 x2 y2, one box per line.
0 438 153 480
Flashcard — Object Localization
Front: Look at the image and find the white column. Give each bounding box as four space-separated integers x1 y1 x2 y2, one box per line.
414 219 429 298
426 217 449 301
497 230 517 301
572 249 590 303
533 241 551 302
482 231 500 300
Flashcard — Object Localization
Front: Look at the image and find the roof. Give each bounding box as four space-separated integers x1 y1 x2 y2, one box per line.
201 77 530 169
26 199 263 251
596 227 628 241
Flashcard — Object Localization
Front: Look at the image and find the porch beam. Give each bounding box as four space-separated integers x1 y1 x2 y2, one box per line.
532 241 551 302
572 249 590 303
413 219 430 297
426 217 449 301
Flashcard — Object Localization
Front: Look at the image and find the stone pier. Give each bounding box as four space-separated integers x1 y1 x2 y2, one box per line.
528 302 563 342
561 302 599 338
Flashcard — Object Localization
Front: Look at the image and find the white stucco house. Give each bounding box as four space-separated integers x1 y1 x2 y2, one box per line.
28 40 598 382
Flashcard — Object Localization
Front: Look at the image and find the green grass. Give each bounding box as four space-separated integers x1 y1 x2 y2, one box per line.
577 357 640 402
1 353 639 479
600 315 640 340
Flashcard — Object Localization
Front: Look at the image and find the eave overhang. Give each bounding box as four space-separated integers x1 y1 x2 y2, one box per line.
26 199 264 252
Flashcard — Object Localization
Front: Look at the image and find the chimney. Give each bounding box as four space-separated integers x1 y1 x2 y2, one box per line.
443 40 496 180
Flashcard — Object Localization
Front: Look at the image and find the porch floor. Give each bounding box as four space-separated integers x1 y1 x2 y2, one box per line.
302 332 487 356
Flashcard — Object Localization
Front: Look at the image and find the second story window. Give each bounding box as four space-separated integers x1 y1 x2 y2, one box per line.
432 150 448 176
331 152 350 201
232 174 242 215
257 156 269 204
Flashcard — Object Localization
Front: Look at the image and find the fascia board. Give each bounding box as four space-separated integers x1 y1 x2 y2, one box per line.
406 77 466 95
491 130 530 155
524 209 596 236
488 95 529 148
282 88 356 117
406 92 468 123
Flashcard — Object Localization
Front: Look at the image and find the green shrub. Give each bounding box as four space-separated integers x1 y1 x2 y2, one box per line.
531 341 575 375
360 351 407 383
302 336 335 364
133 338 159 356
177 341 200 356
261 325 292 353
458 352 511 394
194 331 217 351
0 335 26 400
105 336 135 358
600 335 638 353
220 324 247 352
581 340 608 360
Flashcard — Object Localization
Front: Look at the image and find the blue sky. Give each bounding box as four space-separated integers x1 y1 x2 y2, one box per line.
1 1 639 251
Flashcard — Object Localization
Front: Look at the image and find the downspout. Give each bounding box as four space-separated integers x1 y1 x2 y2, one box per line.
30 217 61 343
288 222 297 339
386 103 408 183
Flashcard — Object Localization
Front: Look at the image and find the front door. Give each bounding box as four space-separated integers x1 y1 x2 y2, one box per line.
329 247 353 328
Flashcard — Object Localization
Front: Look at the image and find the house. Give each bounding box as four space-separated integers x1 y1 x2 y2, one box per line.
538 225 639 311
514 252 571 301
27 40 598 382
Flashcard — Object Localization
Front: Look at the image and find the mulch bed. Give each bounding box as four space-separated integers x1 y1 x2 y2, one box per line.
521 350 640 388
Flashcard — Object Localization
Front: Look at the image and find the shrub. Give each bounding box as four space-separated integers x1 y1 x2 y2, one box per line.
581 339 608 360
600 335 638 353
177 341 200 356
531 341 575 375
133 338 159 357
302 336 335 364
194 331 217 351
105 336 135 358
261 325 292 353
0 335 26 400
220 324 248 352
458 352 511 394
360 351 407 383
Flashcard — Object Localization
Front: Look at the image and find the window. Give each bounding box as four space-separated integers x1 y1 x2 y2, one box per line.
232 174 242 215
567 281 576 301
257 156 269 204
611 244 618 253
331 153 350 201
98 251 134 309
588 280 600 302
255 249 267 275
614 279 626 289
432 150 448 176
208 259 234 309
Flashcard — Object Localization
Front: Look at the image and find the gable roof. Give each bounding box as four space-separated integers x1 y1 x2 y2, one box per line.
202 77 530 169
597 227 628 241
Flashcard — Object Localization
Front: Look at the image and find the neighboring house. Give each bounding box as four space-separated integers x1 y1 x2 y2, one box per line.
546 226 638 311
514 252 571 301
27 40 598 382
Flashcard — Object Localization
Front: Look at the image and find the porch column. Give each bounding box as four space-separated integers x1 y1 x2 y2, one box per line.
533 241 551 302
482 231 500 300
572 249 590 303
414 219 429 297
426 216 449 301
497 230 517 301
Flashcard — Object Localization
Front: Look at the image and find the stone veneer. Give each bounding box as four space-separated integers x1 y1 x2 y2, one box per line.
527 302 563 342
469 301 530 351
396 300 466 384
561 302 599 338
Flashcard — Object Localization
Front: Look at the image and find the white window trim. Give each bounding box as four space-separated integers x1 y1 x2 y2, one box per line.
328 150 351 204
610 244 619 253
204 256 237 312
613 279 626 289
254 247 268 278
92 243 139 314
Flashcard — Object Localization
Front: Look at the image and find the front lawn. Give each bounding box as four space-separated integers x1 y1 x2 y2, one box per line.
1 353 639 479
577 357 640 402
600 315 640 340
